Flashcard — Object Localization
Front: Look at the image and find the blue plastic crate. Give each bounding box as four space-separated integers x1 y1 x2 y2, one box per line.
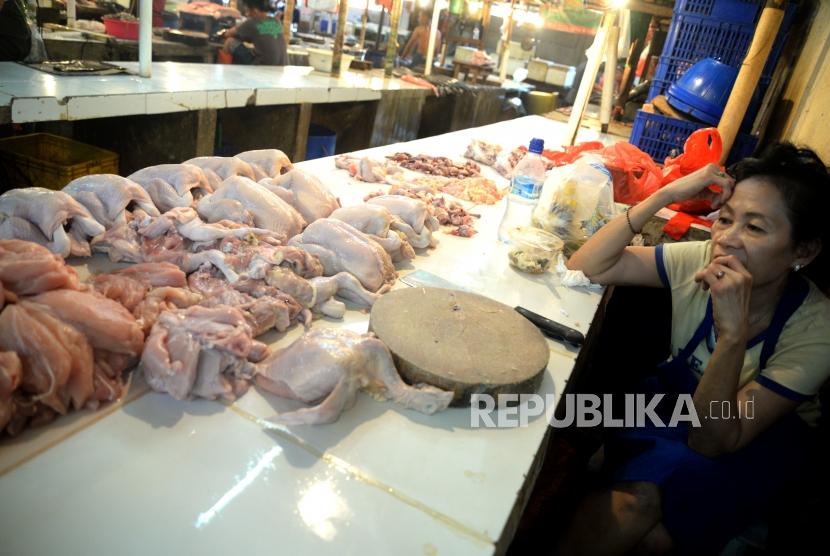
629 110 758 166
673 0 761 24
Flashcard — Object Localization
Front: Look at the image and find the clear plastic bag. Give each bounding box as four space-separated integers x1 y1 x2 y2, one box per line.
531 154 616 256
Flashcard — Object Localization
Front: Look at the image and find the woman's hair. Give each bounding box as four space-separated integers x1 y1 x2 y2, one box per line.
728 142 830 289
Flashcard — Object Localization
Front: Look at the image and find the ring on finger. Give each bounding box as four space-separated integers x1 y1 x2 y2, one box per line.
716 270 725 279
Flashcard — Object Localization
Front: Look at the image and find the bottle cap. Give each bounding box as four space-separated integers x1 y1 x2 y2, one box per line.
528 138 544 154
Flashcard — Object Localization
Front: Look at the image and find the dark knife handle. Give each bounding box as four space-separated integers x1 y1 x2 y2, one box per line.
514 306 585 346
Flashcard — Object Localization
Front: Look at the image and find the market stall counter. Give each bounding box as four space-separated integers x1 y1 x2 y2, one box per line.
0 116 611 555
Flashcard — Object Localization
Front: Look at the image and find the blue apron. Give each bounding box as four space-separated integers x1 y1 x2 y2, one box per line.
603 274 816 553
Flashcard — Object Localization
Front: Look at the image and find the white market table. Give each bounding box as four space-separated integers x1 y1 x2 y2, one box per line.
0 116 610 555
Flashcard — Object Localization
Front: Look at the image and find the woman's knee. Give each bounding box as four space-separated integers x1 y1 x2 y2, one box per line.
614 481 662 522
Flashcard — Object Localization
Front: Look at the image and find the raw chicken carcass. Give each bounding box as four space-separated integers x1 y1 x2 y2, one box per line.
0 301 95 415
259 168 340 224
127 163 213 212
256 328 453 425
0 239 80 296
63 174 160 228
334 155 400 183
188 269 308 336
264 267 380 319
132 286 203 333
288 219 396 292
236 149 294 180
196 176 306 239
141 305 269 401
464 139 502 167
183 156 257 191
112 262 187 288
0 187 105 257
0 351 22 431
329 204 415 262
366 195 440 248
29 289 144 356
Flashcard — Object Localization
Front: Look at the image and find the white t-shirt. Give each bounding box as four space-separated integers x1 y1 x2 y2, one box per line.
657 240 830 426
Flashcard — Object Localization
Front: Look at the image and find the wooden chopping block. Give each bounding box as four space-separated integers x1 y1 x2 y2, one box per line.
369 287 550 407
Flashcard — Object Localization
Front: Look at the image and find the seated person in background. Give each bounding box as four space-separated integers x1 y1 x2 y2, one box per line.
223 0 286 66
402 10 440 67
0 0 31 62
560 144 830 555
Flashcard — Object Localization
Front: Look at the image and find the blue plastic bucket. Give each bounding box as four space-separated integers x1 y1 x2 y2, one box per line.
306 124 336 160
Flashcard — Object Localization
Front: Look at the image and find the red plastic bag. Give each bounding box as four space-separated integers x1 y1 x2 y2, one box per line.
541 141 605 166
599 142 664 205
662 128 725 214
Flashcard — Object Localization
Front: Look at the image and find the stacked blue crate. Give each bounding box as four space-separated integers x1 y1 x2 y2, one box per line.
631 0 796 164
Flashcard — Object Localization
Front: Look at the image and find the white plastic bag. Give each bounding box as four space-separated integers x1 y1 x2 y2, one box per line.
531 154 616 255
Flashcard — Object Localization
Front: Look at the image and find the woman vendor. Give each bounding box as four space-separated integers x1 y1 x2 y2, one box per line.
559 143 830 555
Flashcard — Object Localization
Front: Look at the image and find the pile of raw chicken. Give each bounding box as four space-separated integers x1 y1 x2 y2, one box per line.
0 149 455 435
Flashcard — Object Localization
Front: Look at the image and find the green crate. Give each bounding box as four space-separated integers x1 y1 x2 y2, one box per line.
0 133 119 191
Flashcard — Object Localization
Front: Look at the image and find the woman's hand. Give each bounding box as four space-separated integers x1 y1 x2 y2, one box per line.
694 255 752 343
661 163 736 209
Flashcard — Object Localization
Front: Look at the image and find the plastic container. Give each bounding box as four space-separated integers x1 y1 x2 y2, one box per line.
0 133 119 191
629 110 757 166
498 137 547 243
507 227 563 274
307 47 355 72
306 124 336 160
666 58 738 125
103 16 139 40
673 0 761 24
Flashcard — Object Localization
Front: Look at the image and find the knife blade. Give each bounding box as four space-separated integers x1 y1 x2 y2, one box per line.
400 270 585 346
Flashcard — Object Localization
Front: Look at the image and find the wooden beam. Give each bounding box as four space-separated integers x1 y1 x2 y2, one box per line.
385 0 404 76
293 103 313 162
626 0 673 18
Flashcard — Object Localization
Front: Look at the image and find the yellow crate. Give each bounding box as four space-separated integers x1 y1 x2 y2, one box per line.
0 133 119 191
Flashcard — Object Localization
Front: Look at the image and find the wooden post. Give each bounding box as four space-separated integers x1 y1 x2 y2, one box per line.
482 0 491 29
359 0 369 49
425 0 443 76
498 0 517 82
385 0 403 76
284 0 295 45
294 103 313 162
564 11 615 145
376 6 386 51
600 20 619 133
717 0 786 163
332 0 350 75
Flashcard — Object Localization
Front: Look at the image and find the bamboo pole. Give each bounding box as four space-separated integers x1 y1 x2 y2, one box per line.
284 0 295 45
498 0 517 82
425 0 442 75
600 20 619 133
332 0 350 75
359 0 369 49
717 0 786 163
384 0 403 76
564 11 615 145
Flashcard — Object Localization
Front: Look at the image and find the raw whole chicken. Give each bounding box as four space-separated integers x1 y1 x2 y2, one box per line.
0 351 21 431
236 149 294 180
256 328 453 425
127 163 213 212
334 155 400 183
141 305 269 401
288 219 396 292
183 156 257 191
367 195 440 248
63 174 160 228
197 176 306 239
259 168 340 224
329 204 415 262
0 187 105 257
0 239 80 296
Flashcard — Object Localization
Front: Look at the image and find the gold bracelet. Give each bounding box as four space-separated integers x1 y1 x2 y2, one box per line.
625 206 641 235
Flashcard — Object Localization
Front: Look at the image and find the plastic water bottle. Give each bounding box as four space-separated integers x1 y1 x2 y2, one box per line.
498 138 547 243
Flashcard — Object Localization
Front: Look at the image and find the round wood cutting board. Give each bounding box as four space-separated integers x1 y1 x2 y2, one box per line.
369 287 550 406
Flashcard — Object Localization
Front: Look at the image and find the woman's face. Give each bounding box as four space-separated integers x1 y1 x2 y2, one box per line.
710 176 800 288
